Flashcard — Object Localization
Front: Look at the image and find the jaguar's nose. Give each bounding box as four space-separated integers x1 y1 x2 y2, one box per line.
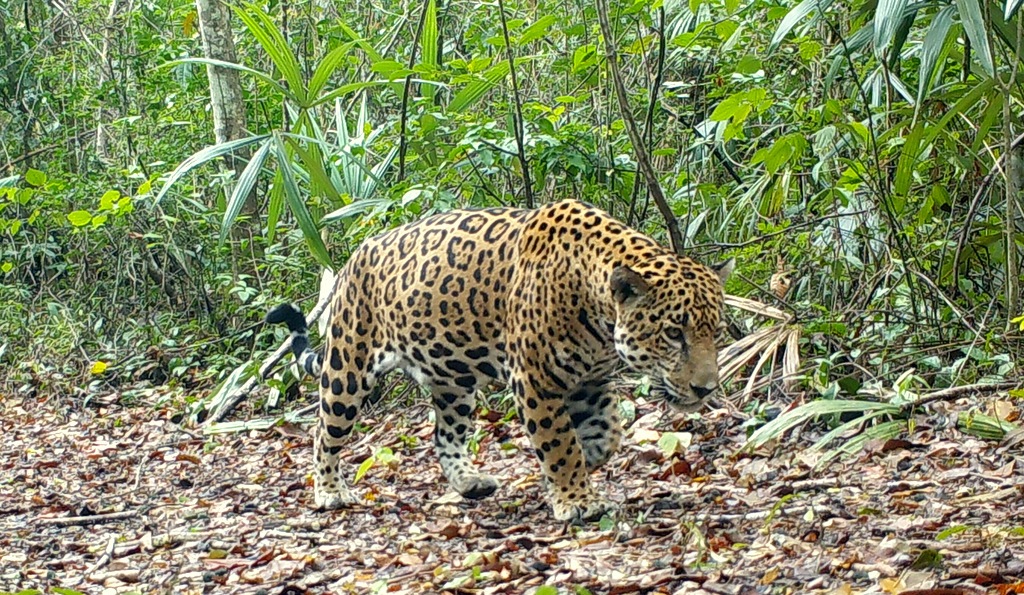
690 383 717 399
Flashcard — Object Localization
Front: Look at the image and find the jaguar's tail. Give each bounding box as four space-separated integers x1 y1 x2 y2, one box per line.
266 303 323 377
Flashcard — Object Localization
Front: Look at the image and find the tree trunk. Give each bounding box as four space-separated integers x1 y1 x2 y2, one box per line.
194 0 258 226
193 0 260 261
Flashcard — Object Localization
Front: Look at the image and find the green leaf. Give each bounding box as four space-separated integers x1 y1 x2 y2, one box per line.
746 400 901 451
518 15 557 45
272 134 333 269
895 120 924 196
354 456 375 483
67 210 93 227
1 262 13 273
936 524 969 540
153 134 272 204
920 78 997 150
266 168 285 242
769 0 834 52
873 0 910 59
735 55 762 74
163 58 293 100
24 169 46 187
234 3 307 103
420 0 438 102
954 0 994 76
916 6 955 104
309 43 355 98
535 587 559 595
99 189 119 211
449 60 510 113
285 136 344 204
220 139 273 246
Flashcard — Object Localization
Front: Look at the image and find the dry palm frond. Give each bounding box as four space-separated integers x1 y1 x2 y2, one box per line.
769 255 793 299
719 294 801 402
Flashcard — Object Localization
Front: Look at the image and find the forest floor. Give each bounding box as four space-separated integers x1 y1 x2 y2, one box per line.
2 386 1024 595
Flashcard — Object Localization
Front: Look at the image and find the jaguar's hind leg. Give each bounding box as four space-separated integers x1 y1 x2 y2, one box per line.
429 384 499 499
313 343 377 509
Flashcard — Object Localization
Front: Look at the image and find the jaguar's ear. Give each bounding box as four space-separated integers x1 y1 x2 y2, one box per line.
711 258 735 285
610 266 649 305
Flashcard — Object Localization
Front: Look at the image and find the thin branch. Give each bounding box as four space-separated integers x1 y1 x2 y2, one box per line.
951 132 1024 290
496 0 533 208
627 7 667 227
397 1 429 181
594 0 683 254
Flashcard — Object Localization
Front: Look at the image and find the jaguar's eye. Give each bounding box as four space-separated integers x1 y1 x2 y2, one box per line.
665 327 684 342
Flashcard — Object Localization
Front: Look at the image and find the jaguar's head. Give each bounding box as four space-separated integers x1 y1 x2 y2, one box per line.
610 256 734 411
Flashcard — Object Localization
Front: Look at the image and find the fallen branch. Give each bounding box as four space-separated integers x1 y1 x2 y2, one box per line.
206 291 334 424
901 380 1021 413
85 534 117 577
36 510 137 527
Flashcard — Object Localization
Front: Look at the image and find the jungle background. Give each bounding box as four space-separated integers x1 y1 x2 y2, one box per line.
2 0 1024 592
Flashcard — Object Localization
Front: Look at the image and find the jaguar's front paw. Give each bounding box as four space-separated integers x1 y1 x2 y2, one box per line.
314 486 357 510
551 495 615 524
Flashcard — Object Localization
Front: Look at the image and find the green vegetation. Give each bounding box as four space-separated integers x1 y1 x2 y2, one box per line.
2 0 1022 449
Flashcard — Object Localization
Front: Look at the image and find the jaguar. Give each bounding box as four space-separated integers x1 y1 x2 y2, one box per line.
268 199 733 522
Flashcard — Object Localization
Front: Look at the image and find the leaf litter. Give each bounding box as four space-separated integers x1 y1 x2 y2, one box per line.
1 386 1023 595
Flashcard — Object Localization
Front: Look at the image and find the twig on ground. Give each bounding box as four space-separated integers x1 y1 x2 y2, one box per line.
85 534 117 577
36 509 137 527
902 380 1021 413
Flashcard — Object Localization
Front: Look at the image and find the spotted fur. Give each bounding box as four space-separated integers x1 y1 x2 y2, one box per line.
268 200 734 522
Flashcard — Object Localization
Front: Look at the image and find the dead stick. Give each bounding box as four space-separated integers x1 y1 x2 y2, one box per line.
85 534 116 577
207 290 335 423
36 510 137 527
901 380 1021 413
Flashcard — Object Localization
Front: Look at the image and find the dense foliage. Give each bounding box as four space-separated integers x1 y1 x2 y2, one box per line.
2 0 1022 413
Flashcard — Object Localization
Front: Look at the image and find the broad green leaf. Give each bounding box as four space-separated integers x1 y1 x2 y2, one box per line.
272 134 333 269
769 0 834 52
24 169 46 187
449 60 509 113
916 6 955 104
420 0 438 102
354 456 375 483
266 168 285 242
920 78 997 150
153 134 271 204
954 0 994 76
220 139 272 246
735 55 762 74
235 3 306 103
1006 0 1024 19
895 120 925 196
99 190 119 210
67 210 93 227
518 15 557 45
285 137 344 204
873 0 910 59
163 58 293 100
309 43 355 98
